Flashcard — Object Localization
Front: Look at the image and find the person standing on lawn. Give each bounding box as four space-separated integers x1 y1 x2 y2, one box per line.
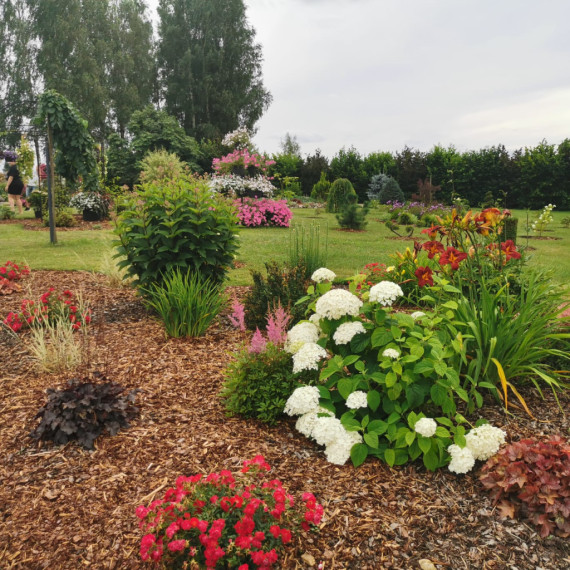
5 155 25 214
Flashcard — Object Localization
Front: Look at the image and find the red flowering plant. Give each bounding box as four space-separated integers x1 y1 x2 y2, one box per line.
135 455 322 568
3 288 91 332
0 260 30 296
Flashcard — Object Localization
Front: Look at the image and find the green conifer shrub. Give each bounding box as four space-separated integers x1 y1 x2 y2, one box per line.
326 178 357 213
378 178 404 204
310 172 331 201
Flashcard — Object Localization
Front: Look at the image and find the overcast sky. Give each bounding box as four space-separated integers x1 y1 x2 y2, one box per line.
151 0 570 158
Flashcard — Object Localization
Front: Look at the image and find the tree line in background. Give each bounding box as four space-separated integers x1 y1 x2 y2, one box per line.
1 1 568 210
0 0 270 158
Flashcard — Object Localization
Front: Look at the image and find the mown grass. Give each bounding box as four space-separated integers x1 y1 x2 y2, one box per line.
1 207 569 287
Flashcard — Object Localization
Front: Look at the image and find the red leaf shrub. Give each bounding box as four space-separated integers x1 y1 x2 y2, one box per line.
479 436 570 537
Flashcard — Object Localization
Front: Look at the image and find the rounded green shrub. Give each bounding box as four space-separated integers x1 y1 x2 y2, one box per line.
378 178 404 204
310 172 331 201
336 203 369 230
220 343 319 424
326 178 357 213
140 149 185 183
420 212 439 227
114 175 239 289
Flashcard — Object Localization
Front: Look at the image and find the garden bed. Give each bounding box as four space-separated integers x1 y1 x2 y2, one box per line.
0 271 569 569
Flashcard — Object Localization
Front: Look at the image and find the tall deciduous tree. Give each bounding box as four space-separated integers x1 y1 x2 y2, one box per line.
108 0 156 138
0 0 40 148
157 0 271 140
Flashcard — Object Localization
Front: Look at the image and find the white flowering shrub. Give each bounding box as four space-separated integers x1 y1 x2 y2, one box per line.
531 203 555 237
283 273 506 471
209 174 275 198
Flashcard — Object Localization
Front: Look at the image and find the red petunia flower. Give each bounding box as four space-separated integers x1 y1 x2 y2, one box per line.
439 247 468 270
421 240 445 259
415 266 434 287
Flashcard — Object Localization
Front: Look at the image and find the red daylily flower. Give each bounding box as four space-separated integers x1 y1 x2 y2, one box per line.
439 247 468 270
421 224 446 240
501 240 521 261
421 240 445 259
415 266 434 287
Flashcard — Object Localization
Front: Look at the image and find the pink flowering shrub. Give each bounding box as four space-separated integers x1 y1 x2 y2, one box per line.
3 288 91 332
136 456 322 568
236 198 292 228
212 149 275 176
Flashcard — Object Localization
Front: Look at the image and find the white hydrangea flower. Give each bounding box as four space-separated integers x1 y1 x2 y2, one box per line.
410 311 426 320
333 321 366 345
292 342 327 374
465 424 506 461
295 407 334 438
284 322 320 354
324 430 363 465
308 313 321 331
311 416 346 446
315 289 363 320
382 348 400 360
447 444 476 474
311 267 336 283
345 390 368 409
369 281 404 306
284 386 320 416
414 417 437 438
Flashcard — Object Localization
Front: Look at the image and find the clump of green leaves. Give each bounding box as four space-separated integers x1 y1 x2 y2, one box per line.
479 436 570 538
326 178 357 213
43 207 76 228
244 261 309 330
30 375 139 449
220 343 318 424
114 174 239 289
143 268 226 338
0 205 15 220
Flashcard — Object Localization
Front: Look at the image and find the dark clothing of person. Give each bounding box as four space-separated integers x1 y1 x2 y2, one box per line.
6 164 24 195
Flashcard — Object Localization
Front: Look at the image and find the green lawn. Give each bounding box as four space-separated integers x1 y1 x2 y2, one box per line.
1 207 569 287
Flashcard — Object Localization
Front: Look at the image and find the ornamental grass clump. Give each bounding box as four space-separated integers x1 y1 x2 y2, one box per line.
135 456 323 568
143 269 226 338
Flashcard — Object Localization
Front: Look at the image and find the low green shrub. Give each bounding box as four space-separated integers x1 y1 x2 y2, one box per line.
397 211 418 225
43 207 77 228
310 172 330 201
0 205 15 220
220 343 318 424
420 212 439 227
326 178 357 213
143 268 226 338
114 175 239 289
336 203 369 230
244 261 309 330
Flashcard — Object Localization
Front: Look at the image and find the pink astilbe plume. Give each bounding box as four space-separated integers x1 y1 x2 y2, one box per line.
228 299 246 331
248 328 267 353
266 302 291 346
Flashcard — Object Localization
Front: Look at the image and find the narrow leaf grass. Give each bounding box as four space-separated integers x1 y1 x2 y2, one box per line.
143 269 226 338
288 223 328 278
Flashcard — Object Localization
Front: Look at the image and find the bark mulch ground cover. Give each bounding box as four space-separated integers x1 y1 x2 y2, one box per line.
0 270 569 569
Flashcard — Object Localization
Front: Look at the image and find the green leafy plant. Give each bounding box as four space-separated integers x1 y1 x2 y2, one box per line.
35 90 100 192
561 216 570 229
503 216 518 243
135 456 323 567
142 269 226 338
30 375 139 449
244 261 309 330
221 343 319 424
43 207 77 228
336 202 369 230
114 174 239 289
531 203 556 236
397 211 418 225
0 205 15 220
288 224 328 279
326 178 357 213
479 436 570 538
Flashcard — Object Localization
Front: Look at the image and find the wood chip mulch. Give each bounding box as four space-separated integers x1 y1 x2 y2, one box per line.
0 271 569 570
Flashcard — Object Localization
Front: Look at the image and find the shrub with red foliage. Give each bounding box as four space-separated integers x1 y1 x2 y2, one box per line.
479 436 570 538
